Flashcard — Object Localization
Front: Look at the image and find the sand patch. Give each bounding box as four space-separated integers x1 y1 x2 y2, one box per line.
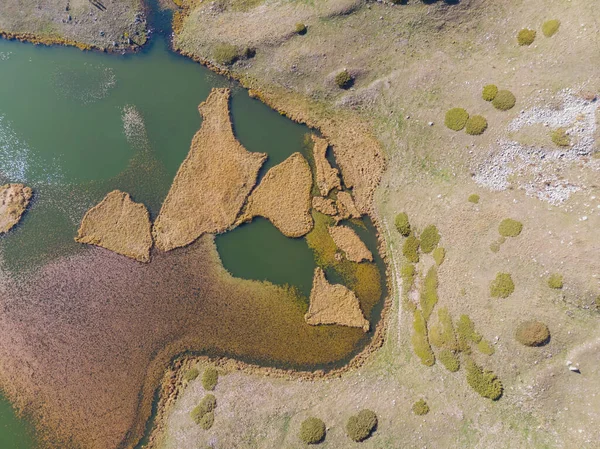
239 152 313 237
305 267 369 332
312 196 338 216
75 190 152 263
328 225 373 263
311 135 341 197
335 190 361 221
153 88 267 251
0 183 32 234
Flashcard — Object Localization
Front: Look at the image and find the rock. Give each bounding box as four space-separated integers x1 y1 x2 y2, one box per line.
0 183 33 235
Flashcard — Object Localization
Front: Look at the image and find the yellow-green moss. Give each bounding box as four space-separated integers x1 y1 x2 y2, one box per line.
202 367 218 391
482 84 498 101
551 128 570 147
465 359 503 400
432 247 445 266
420 266 439 321
412 399 430 415
420 225 440 254
299 417 326 444
492 90 516 111
468 194 480 204
517 29 536 46
445 108 469 131
412 309 435 366
547 273 563 289
477 339 495 356
490 272 515 298
183 367 200 382
400 263 416 294
465 115 488 135
498 218 523 237
438 349 460 372
395 212 411 237
542 19 560 37
346 410 377 442
402 233 420 263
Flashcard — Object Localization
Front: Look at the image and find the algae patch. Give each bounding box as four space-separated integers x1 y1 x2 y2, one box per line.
0 183 32 235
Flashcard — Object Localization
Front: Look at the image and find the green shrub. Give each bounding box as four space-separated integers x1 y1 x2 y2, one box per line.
498 218 523 237
199 411 215 430
551 128 570 147
547 273 563 289
299 417 326 444
402 234 420 263
183 367 200 382
542 19 560 37
490 272 515 298
412 399 430 415
477 339 495 356
515 320 550 346
468 194 480 204
295 23 307 35
465 359 503 400
457 314 482 347
517 28 536 46
213 43 239 65
412 310 435 366
400 263 416 293
191 394 217 424
492 90 516 111
202 367 219 391
335 70 353 89
395 212 411 236
346 410 378 442
420 225 440 254
438 349 460 372
482 84 498 101
465 115 488 135
428 307 458 350
420 266 439 321
432 247 445 266
445 108 469 131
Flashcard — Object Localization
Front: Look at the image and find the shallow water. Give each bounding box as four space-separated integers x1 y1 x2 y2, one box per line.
0 32 384 448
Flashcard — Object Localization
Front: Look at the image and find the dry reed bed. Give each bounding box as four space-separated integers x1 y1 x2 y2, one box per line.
0 183 32 234
311 135 341 197
328 225 373 263
312 196 338 216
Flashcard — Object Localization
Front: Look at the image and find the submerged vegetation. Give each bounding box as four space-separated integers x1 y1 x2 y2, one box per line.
346 410 378 442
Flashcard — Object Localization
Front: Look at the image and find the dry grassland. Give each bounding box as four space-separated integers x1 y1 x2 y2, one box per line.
0 183 32 234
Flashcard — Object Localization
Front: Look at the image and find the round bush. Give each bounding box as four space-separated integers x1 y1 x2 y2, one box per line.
542 19 560 37
295 23 307 35
515 321 550 346
465 115 488 135
517 29 536 46
299 417 326 444
492 90 516 111
412 399 430 415
202 366 218 391
199 411 215 430
445 108 469 131
482 84 498 101
498 218 523 237
395 212 411 236
420 225 440 254
490 272 515 298
468 194 480 204
335 70 353 89
547 273 563 289
346 410 377 442
402 234 420 263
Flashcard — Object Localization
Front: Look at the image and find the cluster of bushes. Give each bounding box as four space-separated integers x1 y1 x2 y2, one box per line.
190 394 217 430
515 320 550 346
299 410 378 444
518 19 560 46
490 272 515 298
445 108 488 135
481 85 516 111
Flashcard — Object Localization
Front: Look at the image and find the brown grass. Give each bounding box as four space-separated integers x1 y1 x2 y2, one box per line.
75 190 152 263
0 183 32 234
153 88 267 251
305 267 369 332
239 152 313 237
311 135 341 196
328 225 373 263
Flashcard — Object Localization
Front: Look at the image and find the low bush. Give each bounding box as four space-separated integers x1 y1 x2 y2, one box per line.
412 399 430 415
395 212 411 236
429 307 458 350
438 349 460 372
498 218 523 237
420 225 440 254
468 194 480 204
432 247 445 266
490 272 515 298
457 314 482 349
400 263 416 293
299 417 326 444
202 367 219 391
346 410 378 442
295 23 307 35
183 367 200 382
542 19 560 37
477 339 495 356
445 108 469 131
199 411 215 430
515 320 550 346
551 127 570 147
191 394 217 424
335 70 353 89
412 310 435 366
547 273 563 289
420 266 439 321
482 84 498 101
465 115 488 135
517 28 536 46
465 359 503 400
492 90 516 111
213 43 240 65
402 234 420 263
